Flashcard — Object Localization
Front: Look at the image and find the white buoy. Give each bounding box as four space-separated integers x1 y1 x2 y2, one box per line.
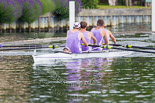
152 0 155 32
69 1 75 30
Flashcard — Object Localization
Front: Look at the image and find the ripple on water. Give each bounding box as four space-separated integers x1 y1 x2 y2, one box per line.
88 91 101 94
109 90 121 94
69 94 90 97
136 95 151 98
125 91 140 94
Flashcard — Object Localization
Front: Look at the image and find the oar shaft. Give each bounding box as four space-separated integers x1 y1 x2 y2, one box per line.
105 44 155 50
111 47 155 54
0 45 42 48
0 45 61 51
0 47 46 51
88 44 155 54
0 44 65 48
131 46 155 50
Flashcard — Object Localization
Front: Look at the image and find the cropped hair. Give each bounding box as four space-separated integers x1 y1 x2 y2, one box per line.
80 21 87 28
97 19 104 26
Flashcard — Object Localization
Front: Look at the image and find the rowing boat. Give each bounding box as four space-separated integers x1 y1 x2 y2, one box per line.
32 50 133 63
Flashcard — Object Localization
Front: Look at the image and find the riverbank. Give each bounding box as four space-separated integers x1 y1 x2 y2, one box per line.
0 8 151 33
0 22 152 45
0 31 153 46
97 5 151 9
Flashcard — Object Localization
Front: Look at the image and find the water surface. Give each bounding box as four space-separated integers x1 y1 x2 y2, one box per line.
0 24 155 103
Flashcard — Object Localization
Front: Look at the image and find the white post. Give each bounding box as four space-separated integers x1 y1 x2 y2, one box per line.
152 0 155 32
69 1 75 30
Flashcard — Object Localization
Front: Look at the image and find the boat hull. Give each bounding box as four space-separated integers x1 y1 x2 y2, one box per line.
33 51 133 63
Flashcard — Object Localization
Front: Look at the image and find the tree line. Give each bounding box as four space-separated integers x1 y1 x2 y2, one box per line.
1 0 147 24
0 0 81 24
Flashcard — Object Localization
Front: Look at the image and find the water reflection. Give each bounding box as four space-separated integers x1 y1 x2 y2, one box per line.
32 58 114 102
31 57 155 103
0 56 32 103
66 58 112 90
65 58 114 103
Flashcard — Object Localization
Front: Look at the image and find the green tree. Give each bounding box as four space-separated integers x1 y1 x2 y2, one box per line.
18 0 42 24
53 7 69 20
0 0 22 23
40 0 54 14
52 0 82 20
81 0 99 9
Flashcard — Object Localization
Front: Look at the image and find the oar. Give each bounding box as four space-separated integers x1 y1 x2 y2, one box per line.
89 44 155 54
103 43 155 50
0 45 65 51
0 44 43 48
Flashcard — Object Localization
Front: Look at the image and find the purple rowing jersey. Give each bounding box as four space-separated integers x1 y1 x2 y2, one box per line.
66 30 82 53
80 31 90 51
91 28 103 51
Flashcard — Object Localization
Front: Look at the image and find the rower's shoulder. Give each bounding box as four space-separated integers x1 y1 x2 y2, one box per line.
88 31 93 35
79 32 83 36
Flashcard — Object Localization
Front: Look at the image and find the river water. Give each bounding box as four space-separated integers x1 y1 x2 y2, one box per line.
0 23 155 103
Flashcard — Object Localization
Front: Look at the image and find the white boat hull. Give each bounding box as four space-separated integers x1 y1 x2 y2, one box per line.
33 51 133 63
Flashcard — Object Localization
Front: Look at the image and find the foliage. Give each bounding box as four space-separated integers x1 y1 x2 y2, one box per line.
0 0 23 23
52 0 82 20
40 0 54 14
0 0 82 23
18 0 42 24
81 0 99 9
53 7 69 20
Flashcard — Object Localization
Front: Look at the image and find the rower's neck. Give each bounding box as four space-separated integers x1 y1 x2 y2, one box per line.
72 28 79 32
101 26 105 29
80 29 86 32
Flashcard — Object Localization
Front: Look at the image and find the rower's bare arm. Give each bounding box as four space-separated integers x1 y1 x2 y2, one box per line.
100 30 108 44
108 30 116 44
90 32 96 44
79 32 88 47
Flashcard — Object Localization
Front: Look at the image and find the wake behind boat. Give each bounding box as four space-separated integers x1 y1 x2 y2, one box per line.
32 50 133 63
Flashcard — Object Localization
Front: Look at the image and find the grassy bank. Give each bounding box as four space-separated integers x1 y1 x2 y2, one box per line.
97 5 151 9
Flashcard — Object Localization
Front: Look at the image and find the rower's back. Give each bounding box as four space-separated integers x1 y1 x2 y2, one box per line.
80 31 90 51
91 27 103 45
91 19 108 51
66 30 82 53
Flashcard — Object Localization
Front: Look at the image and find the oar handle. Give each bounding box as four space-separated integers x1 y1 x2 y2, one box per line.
102 43 121 46
88 44 100 47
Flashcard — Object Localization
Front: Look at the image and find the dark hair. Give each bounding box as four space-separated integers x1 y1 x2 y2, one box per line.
97 19 104 26
80 21 87 28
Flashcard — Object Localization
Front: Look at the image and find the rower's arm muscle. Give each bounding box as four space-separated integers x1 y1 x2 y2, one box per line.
100 30 108 44
90 32 96 44
79 33 88 47
108 30 116 44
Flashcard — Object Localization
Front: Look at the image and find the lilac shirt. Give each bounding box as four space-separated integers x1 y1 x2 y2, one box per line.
80 31 90 51
91 28 103 51
66 30 82 53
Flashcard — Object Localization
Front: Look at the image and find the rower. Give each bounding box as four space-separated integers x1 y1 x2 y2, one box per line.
80 21 96 51
91 19 108 51
101 24 116 45
64 22 88 53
